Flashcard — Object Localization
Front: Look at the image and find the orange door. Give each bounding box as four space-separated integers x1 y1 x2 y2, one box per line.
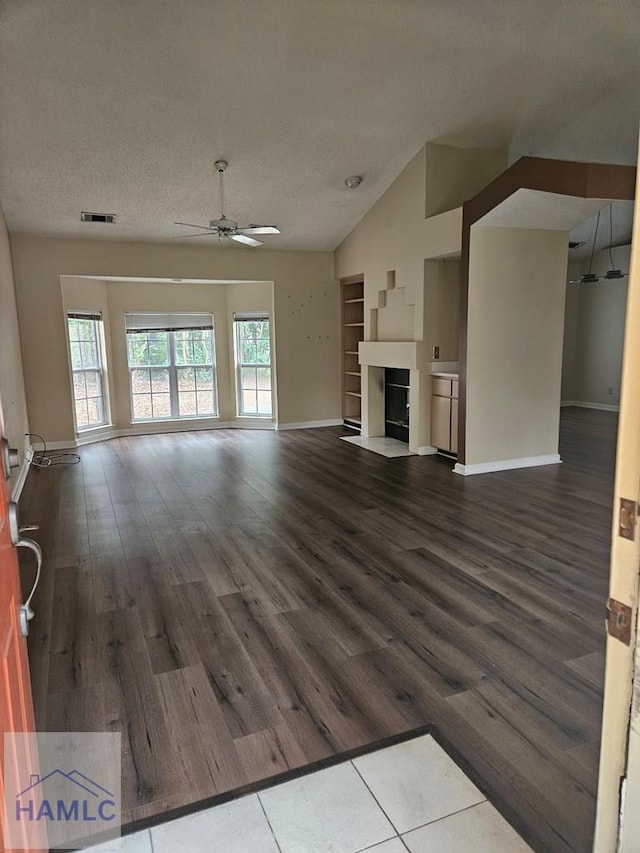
0 390 39 852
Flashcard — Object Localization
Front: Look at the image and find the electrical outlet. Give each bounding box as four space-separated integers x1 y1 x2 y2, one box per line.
433 346 440 359
608 386 614 395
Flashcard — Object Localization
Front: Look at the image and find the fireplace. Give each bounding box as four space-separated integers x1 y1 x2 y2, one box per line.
384 368 410 443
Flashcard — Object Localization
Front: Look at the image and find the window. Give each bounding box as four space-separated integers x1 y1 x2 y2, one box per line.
125 313 217 421
234 314 272 417
67 313 108 431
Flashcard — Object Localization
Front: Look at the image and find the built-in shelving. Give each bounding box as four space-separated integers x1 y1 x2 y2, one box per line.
341 277 364 431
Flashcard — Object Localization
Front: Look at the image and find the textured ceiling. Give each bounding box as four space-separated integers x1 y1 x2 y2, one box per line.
1 0 639 250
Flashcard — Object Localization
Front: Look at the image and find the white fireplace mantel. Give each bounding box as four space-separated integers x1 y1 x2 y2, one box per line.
358 341 424 370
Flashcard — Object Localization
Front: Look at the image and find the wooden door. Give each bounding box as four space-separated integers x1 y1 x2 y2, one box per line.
0 391 39 852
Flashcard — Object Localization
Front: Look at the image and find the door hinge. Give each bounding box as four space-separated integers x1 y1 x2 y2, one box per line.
619 497 639 541
607 598 633 645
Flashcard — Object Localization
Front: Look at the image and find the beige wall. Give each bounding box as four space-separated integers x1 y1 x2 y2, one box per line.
465 226 569 466
424 143 506 218
562 245 630 407
0 205 29 454
11 235 339 443
334 144 492 449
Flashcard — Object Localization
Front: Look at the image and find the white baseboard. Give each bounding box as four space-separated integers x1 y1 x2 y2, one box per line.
31 440 78 451
276 419 342 431
561 400 620 412
416 445 438 456
38 418 345 449
454 453 562 476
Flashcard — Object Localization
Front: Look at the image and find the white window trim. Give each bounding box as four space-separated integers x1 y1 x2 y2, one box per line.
126 324 219 423
67 312 109 433
233 313 273 419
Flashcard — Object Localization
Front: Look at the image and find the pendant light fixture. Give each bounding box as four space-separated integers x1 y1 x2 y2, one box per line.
569 205 629 284
570 209 601 284
602 204 628 280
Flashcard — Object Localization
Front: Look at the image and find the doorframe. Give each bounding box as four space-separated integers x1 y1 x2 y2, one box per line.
594 138 640 852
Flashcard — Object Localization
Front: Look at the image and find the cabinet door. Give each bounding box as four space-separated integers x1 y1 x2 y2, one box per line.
431 395 452 450
432 377 452 397
450 398 459 454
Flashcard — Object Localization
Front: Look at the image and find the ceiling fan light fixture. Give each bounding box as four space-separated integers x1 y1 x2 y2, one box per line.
172 160 278 247
344 175 362 189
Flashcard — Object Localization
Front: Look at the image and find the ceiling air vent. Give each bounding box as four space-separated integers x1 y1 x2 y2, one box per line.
81 211 116 224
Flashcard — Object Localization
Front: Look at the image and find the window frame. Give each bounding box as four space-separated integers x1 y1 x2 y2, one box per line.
233 314 273 419
125 318 218 423
66 312 109 433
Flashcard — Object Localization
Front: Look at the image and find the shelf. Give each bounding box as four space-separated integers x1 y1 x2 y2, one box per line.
342 278 364 429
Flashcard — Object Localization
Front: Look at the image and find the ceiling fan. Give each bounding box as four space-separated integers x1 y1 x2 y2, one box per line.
174 160 280 247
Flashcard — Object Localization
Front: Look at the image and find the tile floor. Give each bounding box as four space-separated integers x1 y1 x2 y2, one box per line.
89 734 532 852
339 435 415 458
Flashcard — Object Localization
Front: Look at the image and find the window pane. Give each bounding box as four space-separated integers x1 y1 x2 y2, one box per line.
241 367 257 390
256 367 271 390
127 334 150 367
75 400 89 429
241 339 258 363
132 394 152 419
86 398 101 425
174 337 194 366
152 393 171 418
257 391 272 415
85 371 100 398
177 367 196 391
148 333 169 365
195 367 212 390
131 369 151 393
255 338 270 364
196 391 214 414
73 372 86 398
242 389 257 414
70 342 83 370
150 368 170 393
178 391 197 417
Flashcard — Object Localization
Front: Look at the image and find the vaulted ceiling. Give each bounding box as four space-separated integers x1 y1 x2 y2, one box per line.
1 0 639 250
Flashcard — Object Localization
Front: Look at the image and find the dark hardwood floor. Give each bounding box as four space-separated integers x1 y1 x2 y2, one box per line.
20 407 616 852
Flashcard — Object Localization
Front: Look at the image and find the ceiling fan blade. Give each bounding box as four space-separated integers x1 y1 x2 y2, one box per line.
231 233 263 247
174 221 212 230
237 226 280 235
171 231 217 240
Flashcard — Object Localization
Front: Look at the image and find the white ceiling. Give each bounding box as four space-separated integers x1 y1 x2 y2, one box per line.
1 0 639 251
